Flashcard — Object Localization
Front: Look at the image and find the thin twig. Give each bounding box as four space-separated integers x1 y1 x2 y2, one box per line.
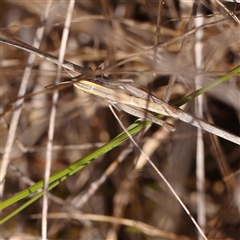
109 105 208 240
194 2 206 239
0 0 52 198
42 1 75 239
32 212 192 240
215 0 240 24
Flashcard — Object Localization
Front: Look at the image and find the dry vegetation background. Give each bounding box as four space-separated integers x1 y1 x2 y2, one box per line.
0 0 240 239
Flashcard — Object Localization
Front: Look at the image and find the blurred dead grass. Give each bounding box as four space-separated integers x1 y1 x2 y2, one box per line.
1 1 239 239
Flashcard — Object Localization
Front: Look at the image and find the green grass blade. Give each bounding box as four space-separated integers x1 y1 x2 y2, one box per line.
0 180 60 224
175 65 240 107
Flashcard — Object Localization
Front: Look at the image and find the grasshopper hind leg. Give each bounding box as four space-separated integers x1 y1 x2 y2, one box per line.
116 104 176 132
